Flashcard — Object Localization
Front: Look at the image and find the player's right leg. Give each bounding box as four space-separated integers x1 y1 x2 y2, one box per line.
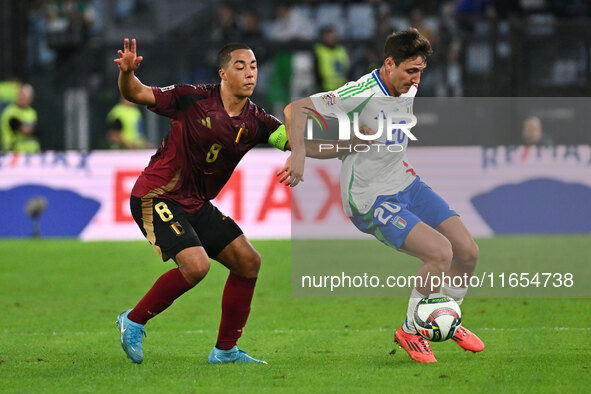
187 202 266 364
435 216 484 353
116 197 210 364
409 180 484 353
398 221 454 295
350 197 453 363
394 222 454 363
207 235 266 364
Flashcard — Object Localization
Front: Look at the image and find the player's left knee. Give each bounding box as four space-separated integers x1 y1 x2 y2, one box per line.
456 240 479 267
237 250 261 278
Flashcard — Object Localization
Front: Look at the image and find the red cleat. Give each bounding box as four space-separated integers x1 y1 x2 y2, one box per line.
394 326 437 363
452 326 485 353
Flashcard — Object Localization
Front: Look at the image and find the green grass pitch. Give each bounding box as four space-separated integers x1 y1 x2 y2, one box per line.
0 237 589 393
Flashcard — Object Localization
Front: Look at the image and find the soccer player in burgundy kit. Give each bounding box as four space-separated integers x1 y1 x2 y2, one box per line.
114 38 289 364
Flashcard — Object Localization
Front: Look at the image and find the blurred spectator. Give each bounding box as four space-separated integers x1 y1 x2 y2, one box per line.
212 3 240 41
315 3 345 37
433 24 463 96
266 3 316 41
0 77 21 111
345 2 376 40
241 11 263 41
115 0 140 22
522 116 553 146
45 0 98 85
27 1 56 72
410 8 436 46
45 0 97 48
106 97 149 149
455 0 495 31
375 2 395 44
1 84 41 153
314 26 350 91
351 43 380 78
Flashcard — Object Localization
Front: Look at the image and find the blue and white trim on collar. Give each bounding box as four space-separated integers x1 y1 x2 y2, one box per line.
371 69 391 96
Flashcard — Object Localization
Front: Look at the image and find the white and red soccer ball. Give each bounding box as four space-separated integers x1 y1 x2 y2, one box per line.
413 293 462 342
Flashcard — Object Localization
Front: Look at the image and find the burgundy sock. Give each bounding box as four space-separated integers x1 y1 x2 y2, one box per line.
128 268 194 325
215 272 257 350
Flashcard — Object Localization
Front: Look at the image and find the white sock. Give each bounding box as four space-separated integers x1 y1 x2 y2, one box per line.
402 288 425 334
440 285 468 305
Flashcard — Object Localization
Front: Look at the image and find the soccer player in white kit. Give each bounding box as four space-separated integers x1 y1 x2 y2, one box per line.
281 29 484 363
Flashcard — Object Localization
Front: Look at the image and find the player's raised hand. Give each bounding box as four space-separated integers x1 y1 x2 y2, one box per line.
114 38 143 73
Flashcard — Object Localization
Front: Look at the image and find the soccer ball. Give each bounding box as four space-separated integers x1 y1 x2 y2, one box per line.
413 293 462 342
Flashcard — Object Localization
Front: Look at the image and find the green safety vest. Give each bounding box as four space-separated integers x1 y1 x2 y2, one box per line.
314 43 350 91
0 81 20 104
1 104 40 153
106 103 145 149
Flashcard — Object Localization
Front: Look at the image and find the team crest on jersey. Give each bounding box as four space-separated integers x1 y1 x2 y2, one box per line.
321 93 336 106
170 221 185 236
235 123 248 143
160 85 176 92
392 215 407 229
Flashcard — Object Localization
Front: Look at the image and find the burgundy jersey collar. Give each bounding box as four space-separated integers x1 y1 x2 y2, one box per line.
216 84 251 119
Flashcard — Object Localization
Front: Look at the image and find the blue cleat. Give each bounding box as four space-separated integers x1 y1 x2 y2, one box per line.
207 346 267 364
116 309 146 364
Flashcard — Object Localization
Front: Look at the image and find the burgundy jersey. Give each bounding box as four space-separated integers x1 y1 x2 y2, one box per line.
131 83 282 212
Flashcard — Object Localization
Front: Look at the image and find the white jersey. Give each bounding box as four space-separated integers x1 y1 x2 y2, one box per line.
311 69 418 216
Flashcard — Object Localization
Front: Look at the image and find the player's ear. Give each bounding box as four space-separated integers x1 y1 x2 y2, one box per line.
385 57 396 70
219 68 226 81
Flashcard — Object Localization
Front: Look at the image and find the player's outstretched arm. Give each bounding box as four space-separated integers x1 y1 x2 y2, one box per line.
276 152 339 185
114 38 155 106
277 129 375 167
305 125 376 159
283 98 312 187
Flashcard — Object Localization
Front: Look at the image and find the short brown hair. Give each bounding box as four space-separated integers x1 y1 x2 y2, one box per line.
383 28 432 65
